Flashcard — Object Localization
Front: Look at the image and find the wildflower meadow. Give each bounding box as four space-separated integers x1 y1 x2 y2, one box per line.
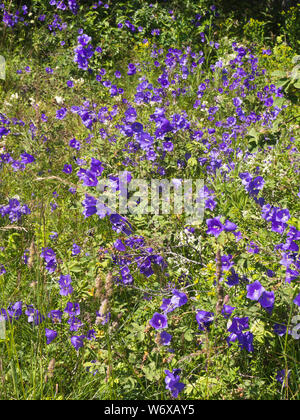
0 0 299 401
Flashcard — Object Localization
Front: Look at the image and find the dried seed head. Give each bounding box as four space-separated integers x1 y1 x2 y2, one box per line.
95 275 103 299
144 325 151 334
166 353 175 364
154 333 161 345
223 294 230 305
47 358 56 377
45 358 56 383
99 299 108 317
28 239 36 268
105 272 113 298
142 351 149 363
105 365 112 383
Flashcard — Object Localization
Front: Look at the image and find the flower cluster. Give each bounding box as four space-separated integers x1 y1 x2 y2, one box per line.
41 247 57 273
164 369 185 398
1 0 299 399
246 280 275 314
0 300 96 350
0 199 30 223
73 33 94 70
1 3 28 28
226 317 254 352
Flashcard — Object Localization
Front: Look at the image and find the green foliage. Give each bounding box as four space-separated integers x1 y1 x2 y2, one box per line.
0 0 299 401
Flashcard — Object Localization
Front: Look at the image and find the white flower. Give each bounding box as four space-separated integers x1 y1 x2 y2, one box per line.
55 96 64 104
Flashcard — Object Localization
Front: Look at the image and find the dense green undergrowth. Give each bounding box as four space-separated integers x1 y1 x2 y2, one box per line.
0 0 299 400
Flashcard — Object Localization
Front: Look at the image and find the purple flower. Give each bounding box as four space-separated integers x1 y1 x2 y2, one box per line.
170 289 188 309
25 306 44 325
0 199 30 223
23 249 29 265
77 34 91 46
68 316 84 331
68 0 79 14
64 302 80 317
131 122 143 133
226 269 240 286
63 164 72 174
159 331 172 346
247 241 260 254
163 141 174 152
58 274 73 296
246 281 265 301
6 301 23 320
160 298 172 313
90 158 104 177
273 323 287 336
238 331 254 352
20 153 35 165
49 231 58 240
227 116 236 126
233 97 242 107
149 312 168 329
127 63 136 76
222 305 235 319
220 254 234 272
259 291 275 313
124 107 137 123
70 335 85 350
46 257 58 272
0 127 10 138
82 194 97 218
41 247 57 273
206 217 224 237
47 310 63 324
56 107 67 120
293 293 300 307
160 290 187 313
45 328 57 344
77 169 98 187
72 243 81 256
196 310 214 331
228 317 249 334
164 369 185 398
69 138 81 151
224 220 237 232
249 176 264 194
276 369 290 386
113 239 126 252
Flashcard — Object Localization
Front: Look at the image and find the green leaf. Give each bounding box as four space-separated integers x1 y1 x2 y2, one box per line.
184 329 194 342
187 157 198 167
271 70 286 78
